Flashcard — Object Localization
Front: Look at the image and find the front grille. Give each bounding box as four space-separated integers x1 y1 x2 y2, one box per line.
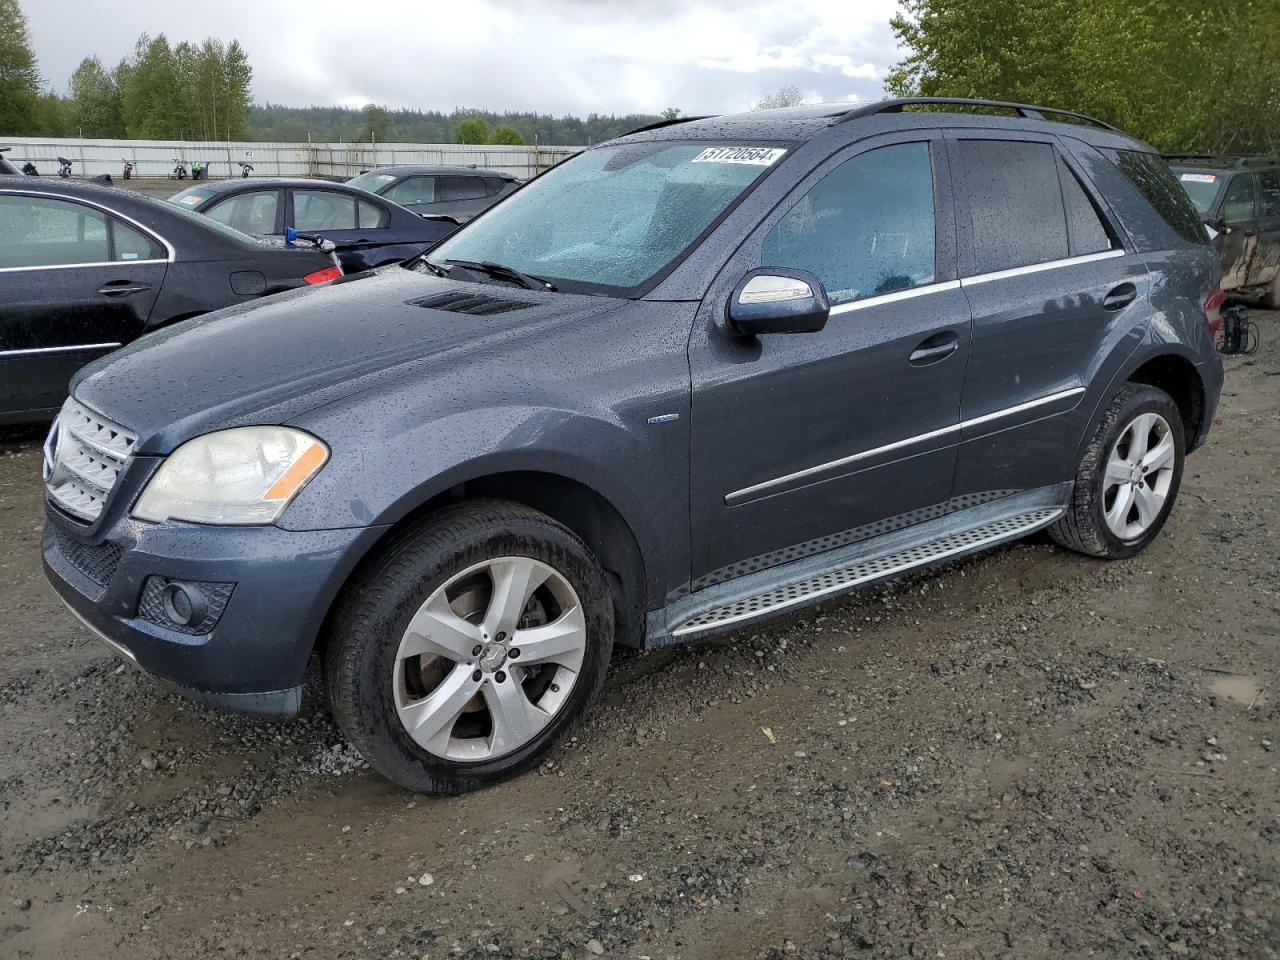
53 530 122 594
409 291 531 316
44 398 136 522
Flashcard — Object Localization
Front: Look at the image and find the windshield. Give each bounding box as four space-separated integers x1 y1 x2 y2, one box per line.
425 141 787 296
1174 169 1223 215
347 170 400 194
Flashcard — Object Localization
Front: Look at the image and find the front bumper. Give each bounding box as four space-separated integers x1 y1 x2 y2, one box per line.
43 510 386 718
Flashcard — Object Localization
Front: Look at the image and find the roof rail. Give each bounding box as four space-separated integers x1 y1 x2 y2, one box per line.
835 97 1123 134
621 115 714 137
1238 156 1280 168
1163 153 1280 169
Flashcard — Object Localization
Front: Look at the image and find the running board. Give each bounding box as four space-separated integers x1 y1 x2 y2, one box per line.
667 506 1062 640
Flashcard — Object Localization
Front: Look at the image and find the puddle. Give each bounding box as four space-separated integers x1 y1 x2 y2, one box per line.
1210 674 1264 706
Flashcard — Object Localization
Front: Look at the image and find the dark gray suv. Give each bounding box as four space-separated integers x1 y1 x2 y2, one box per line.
43 98 1224 794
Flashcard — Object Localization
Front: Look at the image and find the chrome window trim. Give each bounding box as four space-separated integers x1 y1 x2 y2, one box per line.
829 279 961 316
959 248 1124 287
725 386 1086 504
0 189 176 272
0 342 122 358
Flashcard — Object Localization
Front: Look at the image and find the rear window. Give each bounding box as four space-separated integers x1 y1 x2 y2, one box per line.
1105 150 1207 245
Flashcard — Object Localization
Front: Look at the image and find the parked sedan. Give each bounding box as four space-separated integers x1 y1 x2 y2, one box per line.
346 165 519 222
0 177 338 424
169 178 454 271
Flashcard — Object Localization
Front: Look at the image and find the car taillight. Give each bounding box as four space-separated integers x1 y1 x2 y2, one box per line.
1204 288 1225 335
303 266 343 285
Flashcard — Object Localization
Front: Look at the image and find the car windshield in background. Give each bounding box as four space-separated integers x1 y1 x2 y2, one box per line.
169 186 216 208
424 142 788 296
347 171 398 193
1173 169 1223 215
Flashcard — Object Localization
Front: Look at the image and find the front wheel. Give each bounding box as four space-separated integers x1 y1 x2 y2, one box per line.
1050 384 1185 559
325 500 614 794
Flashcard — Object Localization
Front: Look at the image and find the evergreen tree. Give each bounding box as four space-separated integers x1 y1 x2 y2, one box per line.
0 0 40 133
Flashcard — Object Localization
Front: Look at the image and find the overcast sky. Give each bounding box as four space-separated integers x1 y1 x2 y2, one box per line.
26 0 903 116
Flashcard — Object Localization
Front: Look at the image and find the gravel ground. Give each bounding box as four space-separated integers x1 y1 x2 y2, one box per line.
1 316 1277 960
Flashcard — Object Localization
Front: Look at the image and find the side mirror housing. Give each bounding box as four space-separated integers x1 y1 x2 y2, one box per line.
727 268 830 336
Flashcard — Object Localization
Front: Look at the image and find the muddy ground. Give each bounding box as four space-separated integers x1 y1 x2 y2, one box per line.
1 317 1277 960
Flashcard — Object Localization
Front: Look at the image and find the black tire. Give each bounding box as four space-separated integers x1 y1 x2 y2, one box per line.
324 499 614 794
1050 384 1185 559
1263 273 1280 310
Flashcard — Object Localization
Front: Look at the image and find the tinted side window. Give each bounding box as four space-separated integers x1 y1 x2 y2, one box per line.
1059 161 1113 255
483 177 505 195
1221 175 1257 223
293 190 357 230
357 200 388 229
1103 149 1206 245
385 177 436 204
206 190 279 234
957 140 1068 273
0 195 109 268
437 176 489 202
112 220 163 261
761 141 935 305
1258 170 1280 217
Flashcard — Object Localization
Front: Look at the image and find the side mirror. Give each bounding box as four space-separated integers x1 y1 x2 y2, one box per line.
727 268 830 336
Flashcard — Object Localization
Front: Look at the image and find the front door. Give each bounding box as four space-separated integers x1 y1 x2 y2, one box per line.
1249 168 1280 289
0 193 165 419
688 133 970 591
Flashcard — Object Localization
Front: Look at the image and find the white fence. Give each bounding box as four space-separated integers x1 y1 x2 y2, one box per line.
2 137 583 180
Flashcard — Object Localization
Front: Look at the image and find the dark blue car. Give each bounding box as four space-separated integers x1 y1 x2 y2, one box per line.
46 98 1223 795
169 178 455 271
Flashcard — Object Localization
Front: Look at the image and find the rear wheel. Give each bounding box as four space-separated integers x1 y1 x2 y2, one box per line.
325 500 613 793
1050 384 1184 559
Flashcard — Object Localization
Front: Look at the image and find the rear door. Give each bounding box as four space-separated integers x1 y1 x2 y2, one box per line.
1250 168 1280 287
689 132 969 586
0 193 166 419
945 131 1149 501
204 188 284 235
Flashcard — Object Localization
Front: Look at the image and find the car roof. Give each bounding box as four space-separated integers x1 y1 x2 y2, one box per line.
182 177 378 196
612 97 1153 153
353 165 516 179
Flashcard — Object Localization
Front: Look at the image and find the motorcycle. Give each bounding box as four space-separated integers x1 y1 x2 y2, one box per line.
57 156 73 178
237 160 254 178
169 158 188 180
122 159 134 179
21 161 38 176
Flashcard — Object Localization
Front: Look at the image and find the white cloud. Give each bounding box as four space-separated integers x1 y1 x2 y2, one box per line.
28 0 904 117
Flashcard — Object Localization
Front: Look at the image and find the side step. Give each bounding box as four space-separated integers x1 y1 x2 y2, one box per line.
669 507 1062 639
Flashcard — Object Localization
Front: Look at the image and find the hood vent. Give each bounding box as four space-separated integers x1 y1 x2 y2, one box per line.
409 292 532 316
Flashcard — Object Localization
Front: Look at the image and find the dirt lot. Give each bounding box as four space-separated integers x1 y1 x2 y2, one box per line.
1 318 1277 960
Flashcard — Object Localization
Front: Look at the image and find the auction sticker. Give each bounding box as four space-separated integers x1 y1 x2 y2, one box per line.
1179 173 1216 183
692 146 787 166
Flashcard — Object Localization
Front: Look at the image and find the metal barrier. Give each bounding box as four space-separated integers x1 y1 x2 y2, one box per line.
2 138 582 180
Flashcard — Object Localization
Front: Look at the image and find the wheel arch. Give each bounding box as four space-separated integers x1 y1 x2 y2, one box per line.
313 468 650 668
1123 351 1206 447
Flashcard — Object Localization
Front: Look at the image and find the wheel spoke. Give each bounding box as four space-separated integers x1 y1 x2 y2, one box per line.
481 557 549 638
1133 482 1162 528
1141 431 1175 474
482 676 549 754
512 604 586 667
397 664 480 753
1126 413 1155 461
1104 453 1132 486
400 593 481 661
1106 482 1136 534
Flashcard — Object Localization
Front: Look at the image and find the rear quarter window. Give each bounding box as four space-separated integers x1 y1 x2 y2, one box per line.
1103 149 1207 245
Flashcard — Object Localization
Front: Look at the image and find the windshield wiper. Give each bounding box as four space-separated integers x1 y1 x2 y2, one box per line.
440 258 557 292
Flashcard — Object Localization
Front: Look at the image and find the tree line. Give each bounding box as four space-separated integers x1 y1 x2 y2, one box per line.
889 0 1280 154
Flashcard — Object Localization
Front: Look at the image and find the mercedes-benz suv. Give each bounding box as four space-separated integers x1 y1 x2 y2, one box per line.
43 98 1224 794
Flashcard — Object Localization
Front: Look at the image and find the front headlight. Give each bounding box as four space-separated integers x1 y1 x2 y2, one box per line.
133 427 329 525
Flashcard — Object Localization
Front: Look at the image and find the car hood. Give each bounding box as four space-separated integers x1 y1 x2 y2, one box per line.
72 267 625 454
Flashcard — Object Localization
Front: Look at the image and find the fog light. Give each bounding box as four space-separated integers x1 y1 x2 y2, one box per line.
161 581 208 628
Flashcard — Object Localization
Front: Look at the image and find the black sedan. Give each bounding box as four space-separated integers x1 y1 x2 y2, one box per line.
169 178 453 271
345 165 519 222
0 177 338 424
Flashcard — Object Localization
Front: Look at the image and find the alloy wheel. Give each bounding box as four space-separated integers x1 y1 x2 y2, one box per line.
392 556 586 762
1102 411 1176 540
